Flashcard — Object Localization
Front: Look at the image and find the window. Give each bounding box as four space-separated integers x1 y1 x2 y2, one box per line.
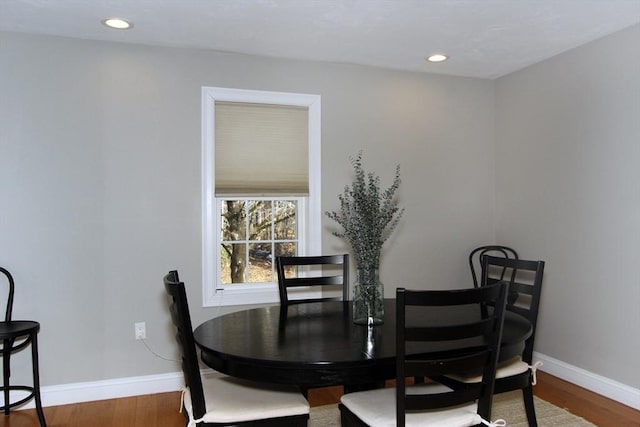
202 87 321 306
219 198 298 285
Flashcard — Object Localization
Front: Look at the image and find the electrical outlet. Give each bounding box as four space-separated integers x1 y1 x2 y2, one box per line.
135 322 146 340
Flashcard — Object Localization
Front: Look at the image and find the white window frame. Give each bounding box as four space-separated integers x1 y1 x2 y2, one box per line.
201 87 321 307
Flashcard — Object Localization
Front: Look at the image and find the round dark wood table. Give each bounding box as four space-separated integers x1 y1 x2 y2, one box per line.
193 300 531 390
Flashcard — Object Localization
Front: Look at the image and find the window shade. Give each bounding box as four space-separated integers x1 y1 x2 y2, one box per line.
215 102 309 196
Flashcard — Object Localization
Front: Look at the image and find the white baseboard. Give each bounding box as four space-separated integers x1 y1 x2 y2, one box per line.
17 371 184 409
534 351 640 410
17 358 640 412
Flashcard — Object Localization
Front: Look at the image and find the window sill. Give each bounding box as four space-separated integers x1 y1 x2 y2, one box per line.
203 283 326 307
204 284 280 307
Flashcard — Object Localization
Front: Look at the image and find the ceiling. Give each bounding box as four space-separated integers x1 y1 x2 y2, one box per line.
1 0 639 79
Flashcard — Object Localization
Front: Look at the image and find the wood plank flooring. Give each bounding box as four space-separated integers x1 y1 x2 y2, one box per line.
1 372 638 426
533 372 639 427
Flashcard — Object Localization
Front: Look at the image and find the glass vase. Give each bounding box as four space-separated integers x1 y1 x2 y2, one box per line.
352 268 384 325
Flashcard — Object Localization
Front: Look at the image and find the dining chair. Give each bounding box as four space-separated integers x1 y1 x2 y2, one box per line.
469 245 519 288
443 256 545 427
0 267 47 426
163 270 309 427
276 254 349 306
339 282 509 427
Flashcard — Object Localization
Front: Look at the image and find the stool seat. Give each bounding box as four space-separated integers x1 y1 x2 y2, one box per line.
0 321 40 340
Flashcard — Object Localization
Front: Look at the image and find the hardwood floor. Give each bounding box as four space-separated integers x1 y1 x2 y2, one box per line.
2 372 638 426
532 372 639 427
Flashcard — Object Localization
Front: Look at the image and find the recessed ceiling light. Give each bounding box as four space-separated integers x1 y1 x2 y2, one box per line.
426 54 448 63
102 18 133 30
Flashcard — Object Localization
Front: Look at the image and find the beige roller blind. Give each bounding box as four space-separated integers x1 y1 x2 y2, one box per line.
215 102 309 196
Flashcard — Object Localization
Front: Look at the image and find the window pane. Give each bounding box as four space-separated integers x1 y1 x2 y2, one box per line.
222 200 246 240
248 243 273 283
220 243 246 284
219 199 298 286
275 242 297 258
275 243 297 278
248 201 272 240
274 200 297 240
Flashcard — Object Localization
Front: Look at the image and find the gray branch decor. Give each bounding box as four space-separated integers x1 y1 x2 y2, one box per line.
326 151 404 273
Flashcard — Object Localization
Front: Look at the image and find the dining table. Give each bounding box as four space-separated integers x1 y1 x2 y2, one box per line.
193 299 531 392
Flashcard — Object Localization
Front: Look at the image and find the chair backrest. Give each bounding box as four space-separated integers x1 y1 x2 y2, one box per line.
276 254 349 306
395 282 509 426
0 266 15 322
163 270 207 420
483 256 545 363
469 245 519 288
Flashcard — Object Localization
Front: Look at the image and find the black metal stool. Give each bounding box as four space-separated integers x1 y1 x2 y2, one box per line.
1 267 46 426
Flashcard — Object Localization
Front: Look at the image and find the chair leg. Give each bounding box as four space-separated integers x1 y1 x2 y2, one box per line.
2 342 10 416
522 385 537 427
30 333 47 427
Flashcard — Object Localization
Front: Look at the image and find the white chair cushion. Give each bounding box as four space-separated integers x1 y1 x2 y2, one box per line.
340 383 483 427
183 375 309 425
446 356 530 383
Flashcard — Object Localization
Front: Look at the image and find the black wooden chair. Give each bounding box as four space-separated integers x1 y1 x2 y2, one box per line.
276 254 349 306
444 256 545 427
163 270 309 427
0 267 47 426
469 245 519 288
339 282 509 427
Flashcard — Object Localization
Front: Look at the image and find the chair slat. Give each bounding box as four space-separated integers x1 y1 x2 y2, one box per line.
405 318 495 341
405 386 481 410
404 352 490 377
282 275 344 287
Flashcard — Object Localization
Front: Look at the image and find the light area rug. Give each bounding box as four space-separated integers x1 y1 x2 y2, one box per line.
308 391 596 426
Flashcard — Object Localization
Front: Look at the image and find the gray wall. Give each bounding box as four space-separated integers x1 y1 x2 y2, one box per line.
0 32 495 386
495 24 640 388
